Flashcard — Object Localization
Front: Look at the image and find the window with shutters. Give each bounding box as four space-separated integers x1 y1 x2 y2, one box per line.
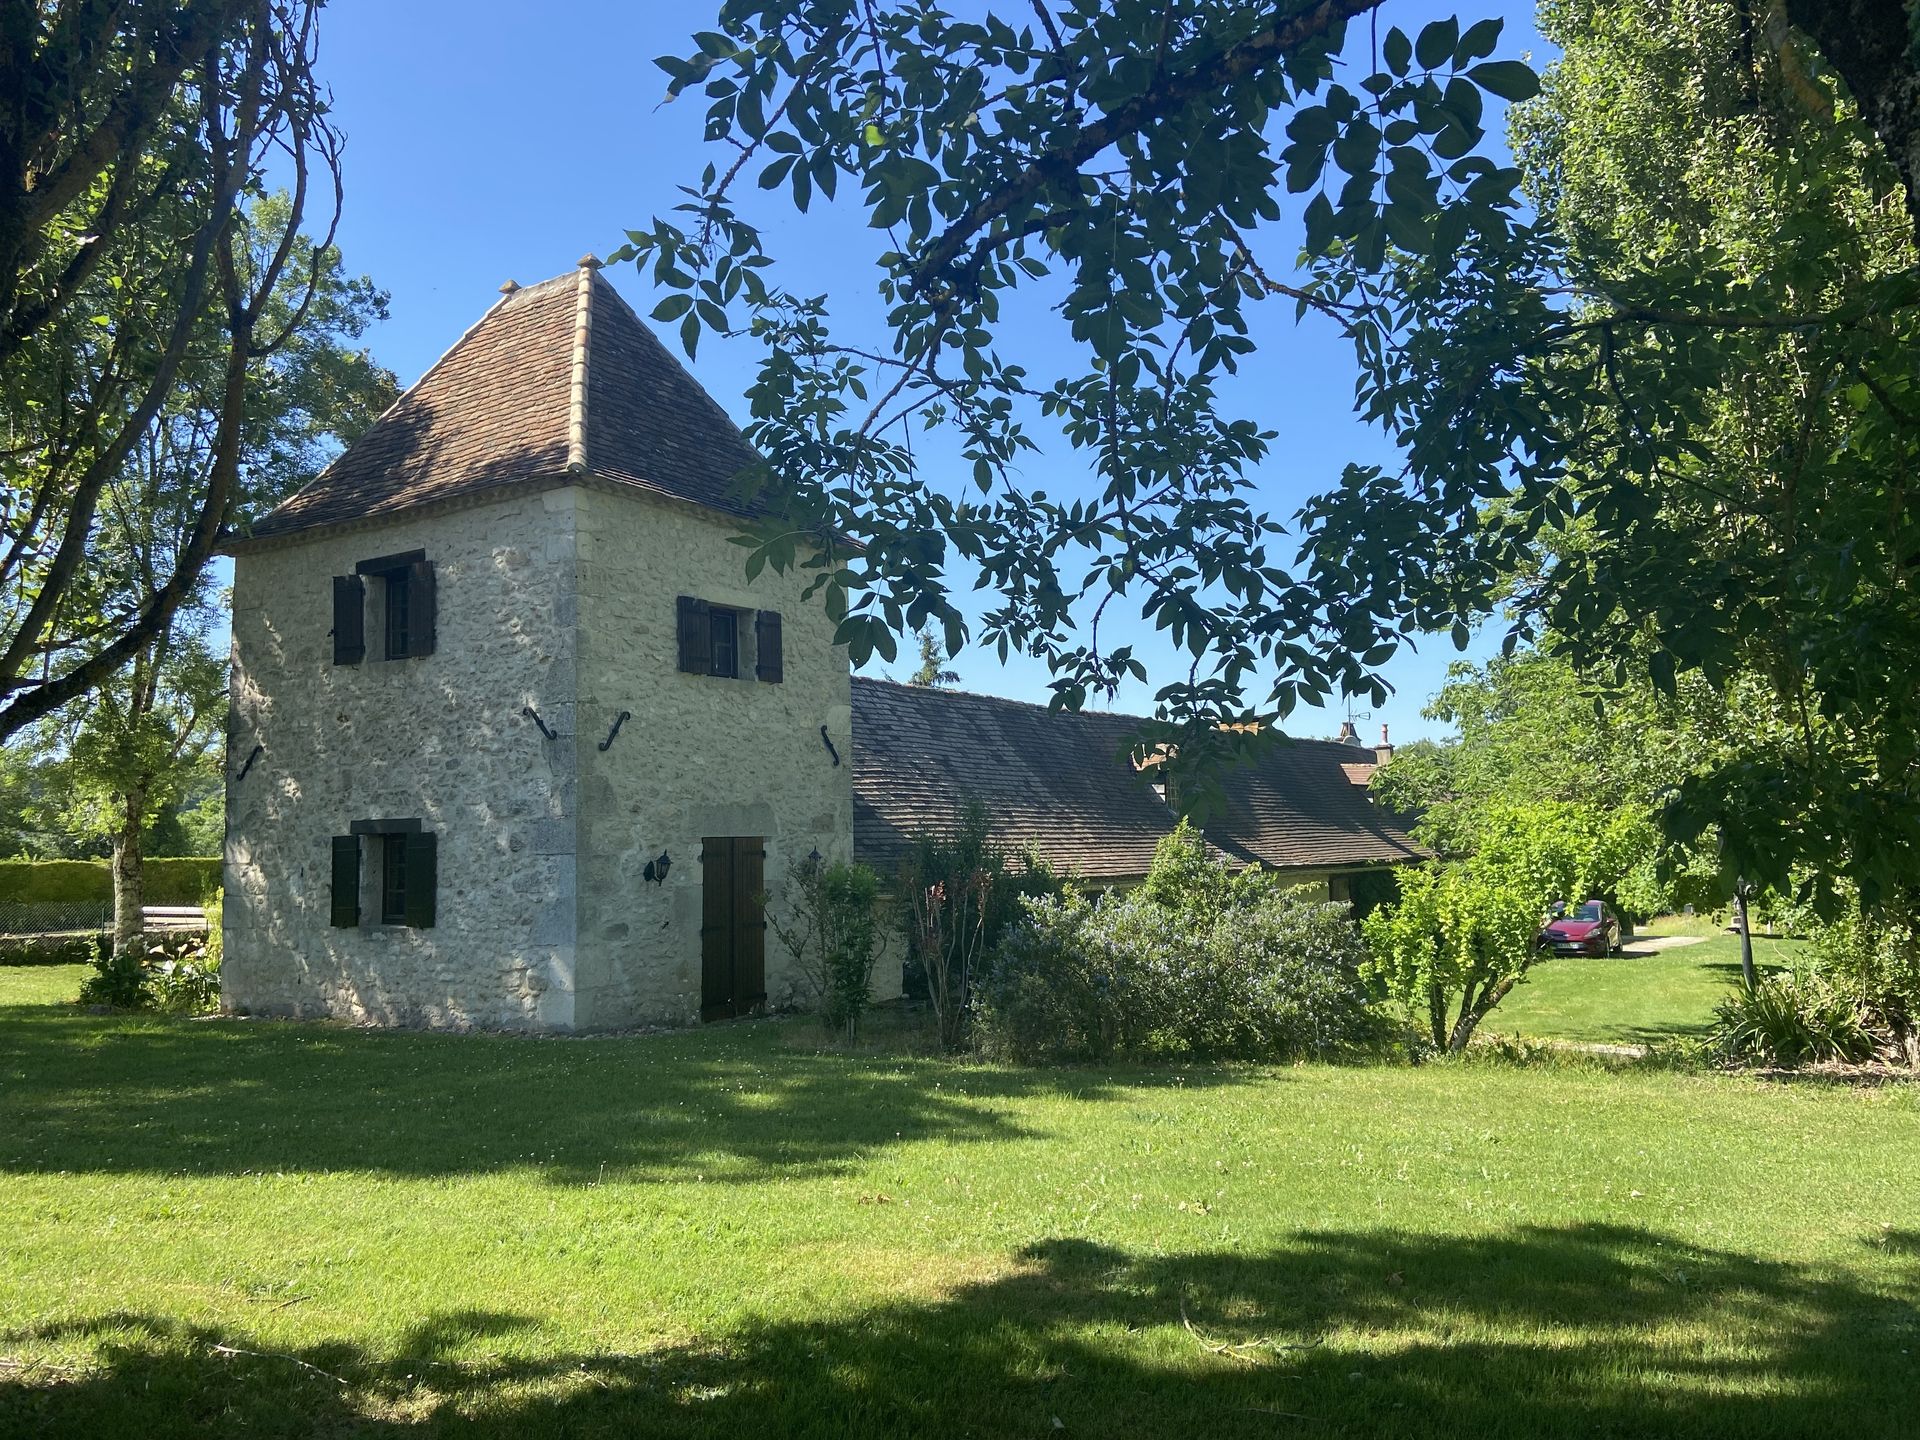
709 607 739 678
332 550 435 664
380 834 408 923
335 821 437 928
383 568 411 660
677 596 782 683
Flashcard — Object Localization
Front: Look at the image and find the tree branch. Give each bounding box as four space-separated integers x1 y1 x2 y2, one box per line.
905 0 1380 294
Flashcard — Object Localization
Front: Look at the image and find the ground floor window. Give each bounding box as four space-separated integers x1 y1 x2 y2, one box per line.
380 833 410 924
331 822 438 929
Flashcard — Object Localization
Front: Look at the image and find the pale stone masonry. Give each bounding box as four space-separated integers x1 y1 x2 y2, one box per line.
224 260 881 1030
223 257 1419 1033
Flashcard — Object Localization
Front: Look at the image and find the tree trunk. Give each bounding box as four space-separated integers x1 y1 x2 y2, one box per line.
1785 0 1920 243
1731 881 1758 991
111 787 146 957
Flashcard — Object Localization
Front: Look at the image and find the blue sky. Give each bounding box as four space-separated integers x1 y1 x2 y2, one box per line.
304 0 1550 742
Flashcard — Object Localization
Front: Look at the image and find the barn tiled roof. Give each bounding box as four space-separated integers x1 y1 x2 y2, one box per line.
850 677 1424 883
237 260 766 544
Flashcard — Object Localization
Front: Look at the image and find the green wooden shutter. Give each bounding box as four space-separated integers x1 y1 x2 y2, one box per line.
330 835 361 926
332 575 365 665
734 839 766 1012
403 831 437 928
755 610 783 683
407 558 436 656
700 839 732 1020
677 596 710 674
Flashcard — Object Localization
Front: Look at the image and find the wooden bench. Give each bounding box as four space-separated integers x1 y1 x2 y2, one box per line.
142 906 208 933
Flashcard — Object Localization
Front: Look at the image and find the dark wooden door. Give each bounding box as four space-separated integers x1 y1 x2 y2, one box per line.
700 837 766 1021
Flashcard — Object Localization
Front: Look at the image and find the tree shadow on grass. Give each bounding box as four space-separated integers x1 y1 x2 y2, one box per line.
3 1224 1913 1438
0 1009 1246 1184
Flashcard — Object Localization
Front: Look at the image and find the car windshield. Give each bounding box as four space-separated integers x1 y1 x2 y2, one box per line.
1568 902 1603 922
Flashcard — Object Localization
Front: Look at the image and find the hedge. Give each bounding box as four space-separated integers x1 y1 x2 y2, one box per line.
0 858 220 906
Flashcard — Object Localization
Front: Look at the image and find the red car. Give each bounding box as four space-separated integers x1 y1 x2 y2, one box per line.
1539 900 1622 957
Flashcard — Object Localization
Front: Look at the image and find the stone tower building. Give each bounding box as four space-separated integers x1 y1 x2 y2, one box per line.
222 259 877 1031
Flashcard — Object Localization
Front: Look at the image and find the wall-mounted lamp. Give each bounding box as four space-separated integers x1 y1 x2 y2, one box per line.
807 847 823 866
643 849 672 885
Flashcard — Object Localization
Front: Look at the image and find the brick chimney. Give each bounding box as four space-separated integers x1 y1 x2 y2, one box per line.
1374 724 1394 766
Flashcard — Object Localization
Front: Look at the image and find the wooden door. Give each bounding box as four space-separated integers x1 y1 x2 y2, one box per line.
700 837 766 1021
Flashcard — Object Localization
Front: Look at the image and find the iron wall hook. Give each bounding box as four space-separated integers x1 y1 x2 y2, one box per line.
522 706 556 740
598 710 632 752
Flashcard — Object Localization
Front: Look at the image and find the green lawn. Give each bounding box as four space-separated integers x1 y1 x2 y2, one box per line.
2 972 1917 1437
0 964 88 1009
1494 933 1803 1047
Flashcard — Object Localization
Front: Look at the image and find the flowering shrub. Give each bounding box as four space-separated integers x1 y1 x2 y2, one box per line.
976 829 1388 1064
900 800 1062 1051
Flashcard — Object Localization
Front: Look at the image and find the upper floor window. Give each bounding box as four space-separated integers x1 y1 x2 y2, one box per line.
383 567 412 661
676 596 782 683
332 550 436 665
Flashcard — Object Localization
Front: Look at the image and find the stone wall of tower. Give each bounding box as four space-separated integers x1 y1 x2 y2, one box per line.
570 487 886 1029
222 488 583 1030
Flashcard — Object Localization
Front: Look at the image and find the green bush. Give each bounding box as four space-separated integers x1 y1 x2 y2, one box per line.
77 944 150 1009
0 856 219 905
900 800 1063 1051
0 859 113 904
149 932 221 1015
771 855 883 1040
71 931 221 1015
148 858 223 905
1361 861 1541 1053
1707 976 1874 1067
975 829 1388 1065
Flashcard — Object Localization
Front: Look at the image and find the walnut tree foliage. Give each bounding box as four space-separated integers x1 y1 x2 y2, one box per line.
620 0 1920 909
617 2 1541 742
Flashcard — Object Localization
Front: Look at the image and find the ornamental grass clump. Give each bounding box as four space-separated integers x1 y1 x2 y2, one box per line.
1707 975 1874 1068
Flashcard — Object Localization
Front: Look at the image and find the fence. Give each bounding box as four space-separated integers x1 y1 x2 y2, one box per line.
0 900 111 939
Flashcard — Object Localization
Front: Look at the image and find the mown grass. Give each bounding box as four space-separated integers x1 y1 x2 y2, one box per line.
1 971 1916 1437
0 963 88 1008
1495 934 1804 1047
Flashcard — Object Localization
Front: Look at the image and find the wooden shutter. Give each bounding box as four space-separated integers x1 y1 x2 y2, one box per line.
332 575 365 665
407 558 436 657
755 610 783 683
677 595 711 674
733 839 766 1012
701 837 767 1020
330 835 360 926
701 839 732 1021
403 831 437 928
